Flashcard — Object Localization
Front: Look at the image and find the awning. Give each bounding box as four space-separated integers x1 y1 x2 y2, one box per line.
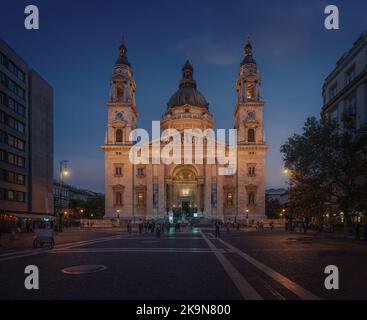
1 213 56 220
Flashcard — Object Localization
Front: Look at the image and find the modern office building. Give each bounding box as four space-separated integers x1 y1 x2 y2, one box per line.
0 38 53 219
322 30 367 132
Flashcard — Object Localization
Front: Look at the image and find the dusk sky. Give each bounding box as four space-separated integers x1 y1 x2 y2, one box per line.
1 0 366 192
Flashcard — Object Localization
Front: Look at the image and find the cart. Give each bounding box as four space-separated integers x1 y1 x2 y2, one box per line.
33 228 55 249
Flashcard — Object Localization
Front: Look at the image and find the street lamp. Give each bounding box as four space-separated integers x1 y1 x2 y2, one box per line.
59 160 69 186
58 160 70 232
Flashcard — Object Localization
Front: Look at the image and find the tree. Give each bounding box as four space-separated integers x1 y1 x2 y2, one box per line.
69 194 105 219
281 116 367 225
265 195 282 218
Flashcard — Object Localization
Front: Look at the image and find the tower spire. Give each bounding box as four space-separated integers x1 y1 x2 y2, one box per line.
241 38 256 65
180 59 196 88
115 34 131 66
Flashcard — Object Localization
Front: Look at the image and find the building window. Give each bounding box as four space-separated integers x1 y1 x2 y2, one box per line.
248 166 256 176
115 192 123 205
116 129 123 143
248 192 255 205
345 65 356 85
137 192 145 207
115 166 123 176
7 95 26 116
248 129 255 143
329 82 337 100
227 192 233 207
0 52 5 66
6 115 25 134
1 72 26 100
116 83 124 101
8 60 25 82
0 52 25 82
137 166 145 177
246 82 254 99
7 190 14 200
3 131 25 151
344 93 357 115
1 149 25 168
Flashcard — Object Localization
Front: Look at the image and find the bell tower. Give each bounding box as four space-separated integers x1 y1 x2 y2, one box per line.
234 40 265 145
234 39 268 222
106 37 138 145
103 37 139 220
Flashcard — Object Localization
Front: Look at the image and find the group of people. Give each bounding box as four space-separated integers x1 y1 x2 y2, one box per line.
285 217 310 233
134 221 185 238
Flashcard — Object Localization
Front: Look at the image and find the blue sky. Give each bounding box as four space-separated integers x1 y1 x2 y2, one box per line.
1 0 366 192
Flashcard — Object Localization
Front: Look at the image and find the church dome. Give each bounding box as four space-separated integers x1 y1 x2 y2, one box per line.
168 87 208 108
167 60 209 109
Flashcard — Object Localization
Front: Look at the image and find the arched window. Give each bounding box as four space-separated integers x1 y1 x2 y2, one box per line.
116 129 123 143
248 192 255 205
247 82 254 99
116 83 124 101
248 129 255 143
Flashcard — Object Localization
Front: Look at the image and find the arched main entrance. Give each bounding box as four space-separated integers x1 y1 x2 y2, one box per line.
171 166 199 220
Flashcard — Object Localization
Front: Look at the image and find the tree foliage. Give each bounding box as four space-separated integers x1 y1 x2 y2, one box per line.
281 116 367 223
69 194 105 219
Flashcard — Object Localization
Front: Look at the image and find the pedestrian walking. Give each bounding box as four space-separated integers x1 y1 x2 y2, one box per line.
214 221 220 239
355 222 361 240
156 224 161 238
269 221 274 231
303 217 309 233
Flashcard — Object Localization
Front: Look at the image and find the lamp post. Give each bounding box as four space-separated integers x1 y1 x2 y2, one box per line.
283 168 294 231
58 160 69 232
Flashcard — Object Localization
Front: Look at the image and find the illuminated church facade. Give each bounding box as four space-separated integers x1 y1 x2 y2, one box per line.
102 39 268 222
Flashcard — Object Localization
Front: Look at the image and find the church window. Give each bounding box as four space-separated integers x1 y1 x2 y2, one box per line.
115 166 123 176
137 192 145 207
137 166 145 177
227 192 233 207
116 129 123 143
247 82 254 99
248 166 256 176
248 192 255 205
116 192 123 205
248 129 255 143
116 83 124 101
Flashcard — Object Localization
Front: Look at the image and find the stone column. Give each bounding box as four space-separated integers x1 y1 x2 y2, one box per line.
166 183 170 212
195 184 199 213
170 183 175 210
200 184 204 213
